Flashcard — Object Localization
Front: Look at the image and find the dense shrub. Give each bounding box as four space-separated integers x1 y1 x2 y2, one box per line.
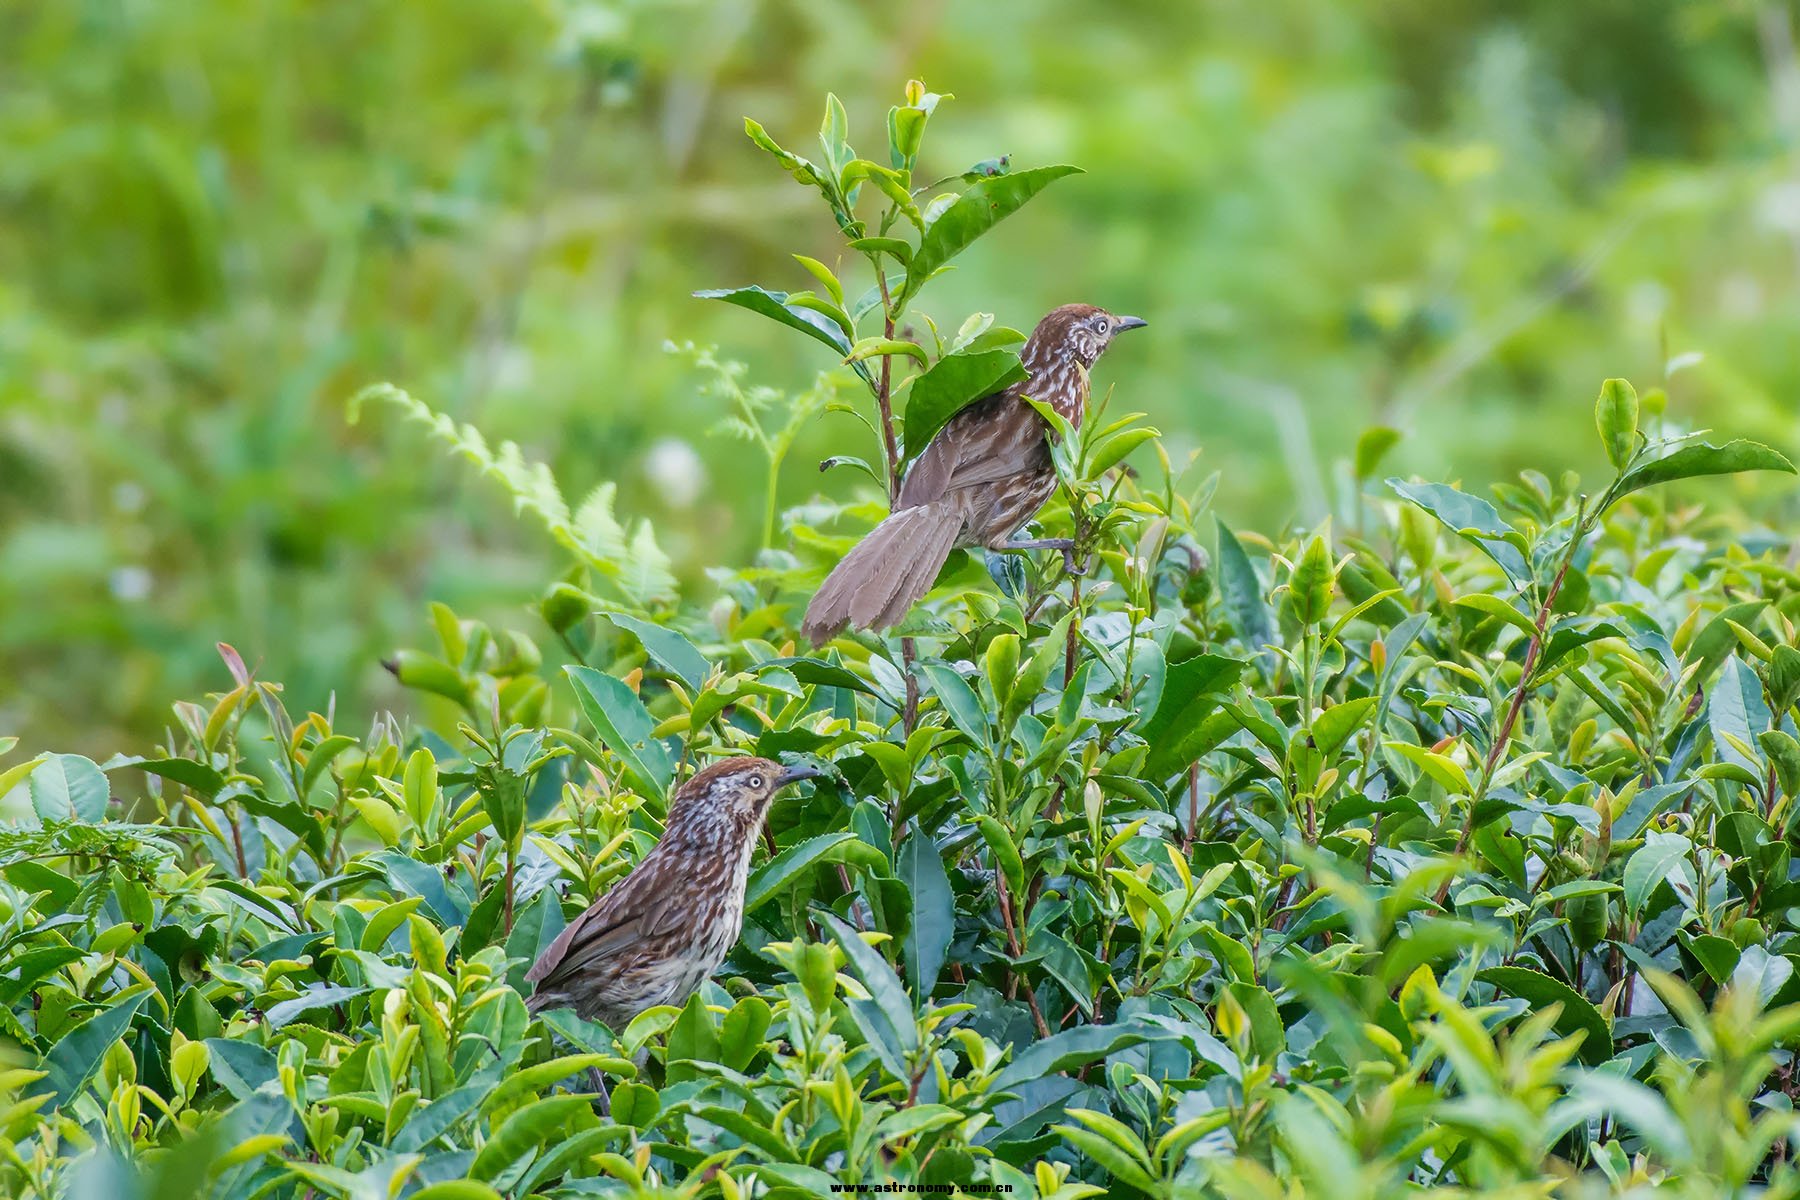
4 85 1800 1198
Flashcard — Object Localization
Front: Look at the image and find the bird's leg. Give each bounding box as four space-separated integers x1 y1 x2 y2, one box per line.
585 1066 612 1117
995 536 1084 575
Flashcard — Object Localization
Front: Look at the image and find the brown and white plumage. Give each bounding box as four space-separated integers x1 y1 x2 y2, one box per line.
801 303 1146 644
525 756 819 1028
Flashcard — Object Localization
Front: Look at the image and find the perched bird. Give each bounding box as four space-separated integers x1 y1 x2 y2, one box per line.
526 756 820 1028
801 303 1146 644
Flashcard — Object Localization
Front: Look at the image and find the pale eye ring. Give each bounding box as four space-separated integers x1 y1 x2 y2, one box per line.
749 774 765 789
1096 319 1109 334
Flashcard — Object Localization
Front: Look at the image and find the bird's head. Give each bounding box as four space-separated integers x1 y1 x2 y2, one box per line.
1025 303 1147 369
665 756 821 848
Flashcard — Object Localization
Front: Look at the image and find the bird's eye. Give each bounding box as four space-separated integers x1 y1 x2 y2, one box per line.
1096 319 1109 334
749 774 765 789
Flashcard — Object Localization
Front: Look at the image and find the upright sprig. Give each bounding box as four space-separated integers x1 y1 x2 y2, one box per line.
1390 376 1795 903
698 82 1081 505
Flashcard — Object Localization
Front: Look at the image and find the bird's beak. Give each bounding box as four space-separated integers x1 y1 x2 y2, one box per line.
1113 315 1148 332
776 763 824 788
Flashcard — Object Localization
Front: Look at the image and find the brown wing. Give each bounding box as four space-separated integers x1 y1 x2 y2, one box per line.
898 394 1046 509
525 851 689 989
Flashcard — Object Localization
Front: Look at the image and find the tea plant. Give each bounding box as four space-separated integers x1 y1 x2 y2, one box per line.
4 83 1800 1199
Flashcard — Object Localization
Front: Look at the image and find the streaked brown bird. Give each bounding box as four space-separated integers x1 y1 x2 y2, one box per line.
801 303 1146 644
525 756 820 1029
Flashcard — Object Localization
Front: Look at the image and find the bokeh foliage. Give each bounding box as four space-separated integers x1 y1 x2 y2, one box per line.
4 1 1800 753
6 74 1800 1196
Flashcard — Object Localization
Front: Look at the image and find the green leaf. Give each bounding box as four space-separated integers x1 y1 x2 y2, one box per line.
28 754 109 824
820 912 918 1052
484 1053 618 1114
412 1184 503 1200
1732 944 1793 1008
1384 741 1472 795
1477 966 1612 1065
745 832 870 914
1217 519 1276 671
1682 933 1740 985
1594 378 1639 469
990 1018 1162 1094
918 660 991 749
1709 656 1770 775
1006 612 1074 727
1388 479 1530 587
1056 1118 1158 1191
503 887 566 991
1624 831 1692 919
470 1094 591 1180
133 757 227 797
742 118 838 206
1085 425 1161 478
1311 696 1378 761
976 816 1026 899
205 1038 278 1101
1452 593 1537 637
1139 654 1247 780
901 165 1083 302
694 285 853 359
41 988 150 1108
264 983 368 1029
758 656 876 695
720 996 772 1072
901 348 1028 455
846 336 928 365
599 614 709 692
1614 438 1795 499
898 832 953 997
564 665 675 797
1353 426 1402 479
1283 534 1335 627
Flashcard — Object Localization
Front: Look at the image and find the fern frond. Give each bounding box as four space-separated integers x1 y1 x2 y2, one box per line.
349 384 676 605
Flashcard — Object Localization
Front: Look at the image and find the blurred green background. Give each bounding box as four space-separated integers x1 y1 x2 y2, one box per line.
4 0 1798 755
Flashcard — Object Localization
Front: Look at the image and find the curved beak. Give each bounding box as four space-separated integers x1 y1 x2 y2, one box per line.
1114 315 1148 332
776 763 823 788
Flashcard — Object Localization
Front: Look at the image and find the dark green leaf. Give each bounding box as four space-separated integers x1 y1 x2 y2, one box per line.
28 754 109 824
1614 438 1795 499
41 989 150 1108
901 348 1027 456
1477 966 1612 1065
898 832 953 997
565 665 675 797
1139 654 1246 780
1388 479 1530 587
694 285 853 359
599 614 709 691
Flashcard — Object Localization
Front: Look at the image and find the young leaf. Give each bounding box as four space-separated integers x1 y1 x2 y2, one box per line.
1594 378 1639 469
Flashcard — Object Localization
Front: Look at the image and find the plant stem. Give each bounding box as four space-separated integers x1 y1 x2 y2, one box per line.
1434 496 1590 906
874 266 902 503
995 869 1053 1039
503 845 517 935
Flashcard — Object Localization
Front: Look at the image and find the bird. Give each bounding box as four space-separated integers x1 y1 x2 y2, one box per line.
525 756 821 1029
801 303 1146 644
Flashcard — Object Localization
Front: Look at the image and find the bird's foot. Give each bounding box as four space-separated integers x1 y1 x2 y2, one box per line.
997 537 1084 576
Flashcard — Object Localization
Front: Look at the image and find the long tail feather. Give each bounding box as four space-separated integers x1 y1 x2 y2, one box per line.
802 502 962 644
